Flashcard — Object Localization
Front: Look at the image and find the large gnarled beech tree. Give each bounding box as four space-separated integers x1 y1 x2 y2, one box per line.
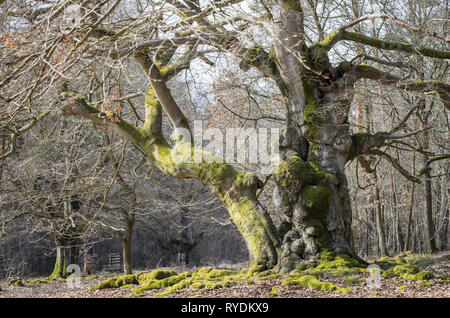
2 0 449 273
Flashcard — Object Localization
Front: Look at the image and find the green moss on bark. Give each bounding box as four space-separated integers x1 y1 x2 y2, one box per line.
222 194 271 270
342 31 450 59
301 185 330 216
276 155 323 191
275 155 334 251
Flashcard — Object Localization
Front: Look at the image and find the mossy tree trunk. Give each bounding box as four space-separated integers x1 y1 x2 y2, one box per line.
264 3 361 272
50 237 79 280
404 181 415 252
60 30 393 273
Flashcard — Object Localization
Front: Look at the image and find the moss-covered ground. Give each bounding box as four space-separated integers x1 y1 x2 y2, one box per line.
0 252 448 298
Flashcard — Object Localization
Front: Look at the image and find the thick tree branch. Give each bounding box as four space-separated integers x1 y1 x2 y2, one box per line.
319 28 450 59
350 53 415 72
238 45 278 79
347 131 389 161
347 128 431 162
60 94 145 147
134 52 192 135
341 31 450 59
341 14 449 44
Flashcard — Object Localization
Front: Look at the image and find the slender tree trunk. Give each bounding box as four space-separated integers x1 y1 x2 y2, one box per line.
390 171 404 252
417 95 438 252
404 182 416 252
365 209 370 257
423 154 438 252
437 176 449 250
122 216 134 274
374 172 388 256
404 152 416 252
414 213 423 253
268 4 365 273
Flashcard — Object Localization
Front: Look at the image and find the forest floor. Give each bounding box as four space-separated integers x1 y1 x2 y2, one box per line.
0 252 449 298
